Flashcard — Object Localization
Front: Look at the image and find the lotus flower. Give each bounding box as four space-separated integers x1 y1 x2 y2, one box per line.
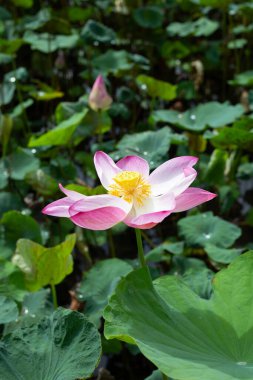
88 75 112 111
42 151 216 230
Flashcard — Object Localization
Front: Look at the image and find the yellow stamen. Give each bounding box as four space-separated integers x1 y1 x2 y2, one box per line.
108 171 151 205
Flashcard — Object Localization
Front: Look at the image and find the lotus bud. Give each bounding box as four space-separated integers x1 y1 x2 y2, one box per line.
88 75 112 111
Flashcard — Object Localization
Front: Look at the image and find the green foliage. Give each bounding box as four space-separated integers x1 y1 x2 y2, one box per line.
137 75 177 100
28 110 88 147
0 295 18 324
6 148 40 180
12 234 76 291
1 211 42 251
133 6 164 29
104 252 253 380
81 20 116 43
113 127 172 169
77 258 132 324
0 308 101 380
178 212 241 248
150 102 244 131
167 17 219 37
24 31 79 53
1 0 253 377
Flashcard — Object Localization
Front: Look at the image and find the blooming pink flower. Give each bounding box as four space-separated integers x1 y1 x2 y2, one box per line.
42 152 216 230
88 75 112 111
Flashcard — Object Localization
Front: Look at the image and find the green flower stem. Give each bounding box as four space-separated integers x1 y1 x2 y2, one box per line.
135 228 146 268
107 229 116 258
135 229 152 281
51 283 58 309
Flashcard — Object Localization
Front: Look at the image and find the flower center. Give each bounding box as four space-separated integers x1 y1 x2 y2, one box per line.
108 171 151 205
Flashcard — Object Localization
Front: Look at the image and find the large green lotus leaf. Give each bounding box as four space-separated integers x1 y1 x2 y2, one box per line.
28 109 87 147
113 127 171 169
167 17 218 37
93 50 149 75
133 6 164 29
137 75 177 100
104 251 253 380
21 288 51 317
210 123 253 151
228 38 247 50
178 212 241 248
0 308 101 380
0 192 23 218
6 148 40 180
0 261 27 302
150 102 244 131
12 234 76 291
205 244 242 264
77 258 132 324
229 71 253 86
81 20 116 43
93 50 133 75
3 289 52 336
146 241 184 263
1 211 42 250
181 267 214 299
21 8 51 30
0 295 18 324
23 31 79 53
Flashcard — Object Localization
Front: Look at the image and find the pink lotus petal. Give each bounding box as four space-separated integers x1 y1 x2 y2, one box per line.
174 187 217 212
88 75 112 111
124 192 175 229
125 210 172 229
69 194 132 230
42 197 75 217
59 183 86 201
149 156 198 197
116 156 150 178
94 151 121 189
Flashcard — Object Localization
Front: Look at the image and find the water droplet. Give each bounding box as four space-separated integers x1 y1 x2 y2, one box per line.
9 76 16 83
23 307 29 315
93 41 99 46
38 91 45 97
31 149 37 154
141 84 147 90
204 233 211 239
237 362 247 366
178 113 183 119
78 294 84 300
150 161 154 166
143 151 148 156
190 114 196 121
